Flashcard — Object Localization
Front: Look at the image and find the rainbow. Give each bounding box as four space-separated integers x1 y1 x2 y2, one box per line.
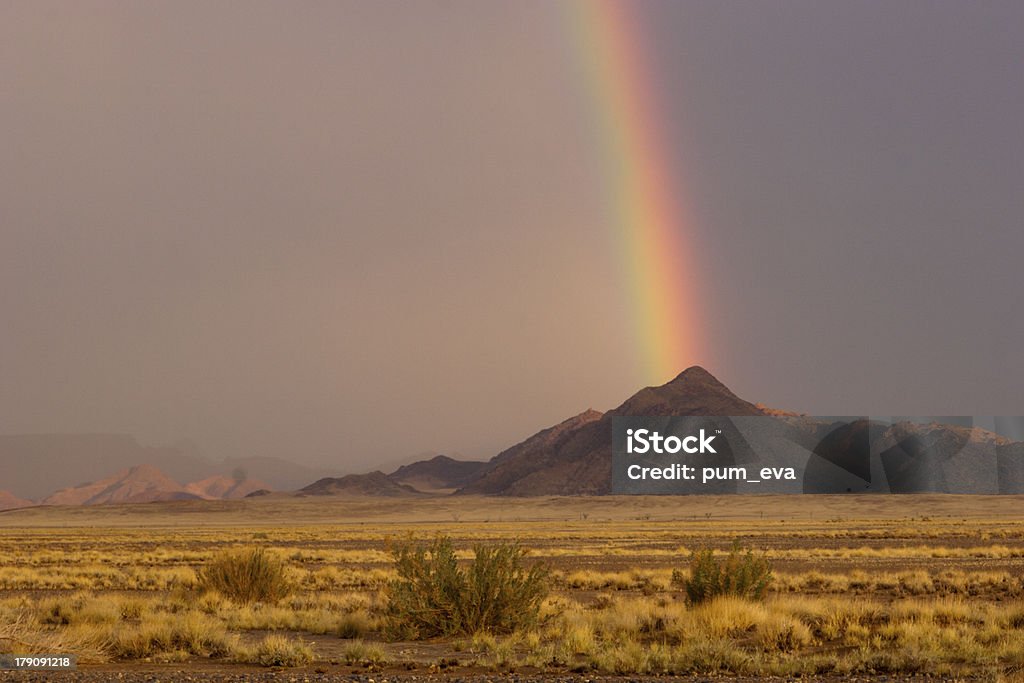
563 0 704 383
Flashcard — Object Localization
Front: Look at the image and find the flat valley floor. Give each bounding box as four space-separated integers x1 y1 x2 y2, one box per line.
2 495 1024 682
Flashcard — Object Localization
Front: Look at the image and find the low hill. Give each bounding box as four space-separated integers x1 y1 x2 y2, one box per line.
388 455 488 492
299 471 425 497
0 490 33 511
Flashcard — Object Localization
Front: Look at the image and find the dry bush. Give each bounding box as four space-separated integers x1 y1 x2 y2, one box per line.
196 548 293 604
674 542 772 604
384 535 549 638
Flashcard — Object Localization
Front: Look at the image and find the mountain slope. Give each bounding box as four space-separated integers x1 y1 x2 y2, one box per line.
460 366 763 496
490 409 603 467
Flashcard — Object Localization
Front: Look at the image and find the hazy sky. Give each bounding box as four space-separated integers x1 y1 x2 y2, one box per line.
2 1 1022 470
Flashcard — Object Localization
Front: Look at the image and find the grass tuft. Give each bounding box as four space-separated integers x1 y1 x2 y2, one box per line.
236 634 314 667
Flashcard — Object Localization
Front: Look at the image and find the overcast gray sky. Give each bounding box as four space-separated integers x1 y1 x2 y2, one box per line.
2 1 1022 470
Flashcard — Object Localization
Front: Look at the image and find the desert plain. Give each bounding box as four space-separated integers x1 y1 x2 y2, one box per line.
1 494 1024 681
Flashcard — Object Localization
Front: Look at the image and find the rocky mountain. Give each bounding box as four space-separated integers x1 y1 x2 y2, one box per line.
0 490 33 511
460 366 763 495
454 367 1024 496
42 464 202 506
299 471 425 497
387 455 488 492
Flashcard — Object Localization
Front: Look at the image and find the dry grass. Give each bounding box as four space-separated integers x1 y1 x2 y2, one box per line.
3 495 1024 675
234 634 314 667
551 593 1024 675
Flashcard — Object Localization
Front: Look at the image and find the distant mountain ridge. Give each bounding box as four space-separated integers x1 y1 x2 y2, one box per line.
0 434 345 500
24 465 269 506
12 366 1024 504
42 464 202 506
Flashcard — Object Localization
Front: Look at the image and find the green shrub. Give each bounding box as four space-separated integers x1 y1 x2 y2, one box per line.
385 536 549 638
673 542 772 604
196 548 293 604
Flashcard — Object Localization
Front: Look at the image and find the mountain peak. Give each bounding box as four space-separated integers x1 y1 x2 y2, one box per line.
616 366 761 418
123 463 168 480
666 365 720 387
